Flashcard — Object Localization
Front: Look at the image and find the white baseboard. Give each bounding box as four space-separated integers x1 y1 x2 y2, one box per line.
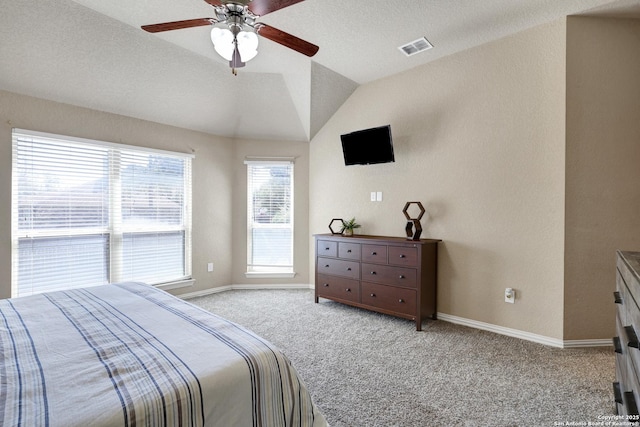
179 283 313 300
155 279 195 291
177 287 611 349
437 312 612 349
179 286 233 299
562 338 612 348
230 283 314 291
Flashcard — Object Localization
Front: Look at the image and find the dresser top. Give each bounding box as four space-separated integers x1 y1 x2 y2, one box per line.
619 251 640 282
314 233 441 245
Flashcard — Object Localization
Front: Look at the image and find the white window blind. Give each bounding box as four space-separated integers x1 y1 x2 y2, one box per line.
11 129 193 297
245 160 294 274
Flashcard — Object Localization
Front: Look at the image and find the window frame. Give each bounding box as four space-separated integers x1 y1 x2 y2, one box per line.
244 158 295 278
11 128 193 297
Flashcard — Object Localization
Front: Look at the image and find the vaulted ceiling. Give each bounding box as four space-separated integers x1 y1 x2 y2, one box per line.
1 0 639 141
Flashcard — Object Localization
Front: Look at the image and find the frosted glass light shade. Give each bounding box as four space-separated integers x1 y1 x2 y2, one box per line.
236 31 258 62
211 28 259 62
211 27 234 60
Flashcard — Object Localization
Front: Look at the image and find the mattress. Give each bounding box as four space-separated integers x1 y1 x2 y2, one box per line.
0 282 327 426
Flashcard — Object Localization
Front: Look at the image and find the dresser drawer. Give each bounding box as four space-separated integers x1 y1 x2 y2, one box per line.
616 355 626 402
317 274 360 303
617 271 628 325
619 257 640 310
388 246 418 267
361 282 416 316
617 315 631 391
625 356 640 416
628 292 640 342
361 263 417 288
317 257 360 280
622 322 640 390
317 240 337 258
339 242 361 260
361 244 388 264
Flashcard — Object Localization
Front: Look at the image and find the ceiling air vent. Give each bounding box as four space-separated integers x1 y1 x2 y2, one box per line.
398 37 433 57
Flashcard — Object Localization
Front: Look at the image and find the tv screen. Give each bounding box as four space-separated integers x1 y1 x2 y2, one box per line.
341 125 395 166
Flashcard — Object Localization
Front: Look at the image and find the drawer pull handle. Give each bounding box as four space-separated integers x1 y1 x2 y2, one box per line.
399 275 405 279
399 254 406 258
347 267 352 271
370 271 376 275
613 336 622 354
625 325 639 349
323 283 329 287
325 247 330 251
324 264 330 268
399 299 404 303
371 251 377 255
370 293 376 297
346 288 351 292
613 382 623 404
623 391 639 416
614 291 623 304
347 249 352 253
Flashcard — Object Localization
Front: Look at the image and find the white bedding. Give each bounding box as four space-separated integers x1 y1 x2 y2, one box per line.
0 282 327 426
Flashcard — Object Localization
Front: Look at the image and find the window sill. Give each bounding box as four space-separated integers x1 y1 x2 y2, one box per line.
244 271 297 279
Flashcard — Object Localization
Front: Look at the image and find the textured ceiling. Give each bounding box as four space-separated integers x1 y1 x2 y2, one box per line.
1 0 639 141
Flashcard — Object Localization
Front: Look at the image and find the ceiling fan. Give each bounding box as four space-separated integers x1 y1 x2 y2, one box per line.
142 0 319 75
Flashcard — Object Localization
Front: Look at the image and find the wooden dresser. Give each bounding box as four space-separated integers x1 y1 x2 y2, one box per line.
314 234 440 331
614 251 640 416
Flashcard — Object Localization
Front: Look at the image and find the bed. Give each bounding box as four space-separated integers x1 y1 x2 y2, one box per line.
0 282 327 426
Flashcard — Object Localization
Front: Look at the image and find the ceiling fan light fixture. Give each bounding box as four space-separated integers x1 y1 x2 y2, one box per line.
211 27 259 62
143 0 318 76
211 27 234 60
237 31 259 62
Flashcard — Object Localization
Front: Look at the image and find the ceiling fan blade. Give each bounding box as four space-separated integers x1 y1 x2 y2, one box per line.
256 23 318 57
248 0 304 17
142 18 216 33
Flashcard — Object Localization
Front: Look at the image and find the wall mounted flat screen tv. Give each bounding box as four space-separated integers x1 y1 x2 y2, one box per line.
341 125 395 166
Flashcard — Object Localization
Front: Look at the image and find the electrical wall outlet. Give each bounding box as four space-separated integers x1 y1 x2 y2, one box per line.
370 192 377 201
376 191 383 201
207 262 214 272
505 288 515 303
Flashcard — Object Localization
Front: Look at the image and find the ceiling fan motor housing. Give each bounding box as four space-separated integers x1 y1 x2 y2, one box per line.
215 2 258 33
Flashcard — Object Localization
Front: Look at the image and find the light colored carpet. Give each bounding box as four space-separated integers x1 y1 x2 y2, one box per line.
188 289 614 427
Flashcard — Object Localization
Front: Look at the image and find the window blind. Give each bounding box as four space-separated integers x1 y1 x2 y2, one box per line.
11 129 192 297
245 160 293 273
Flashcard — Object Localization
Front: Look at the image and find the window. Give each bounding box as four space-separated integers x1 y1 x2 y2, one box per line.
11 129 193 297
245 159 294 277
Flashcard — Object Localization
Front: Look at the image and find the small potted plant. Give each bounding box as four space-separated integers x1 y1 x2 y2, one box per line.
341 217 361 237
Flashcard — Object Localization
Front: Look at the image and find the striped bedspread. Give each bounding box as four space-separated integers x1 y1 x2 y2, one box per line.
0 282 327 427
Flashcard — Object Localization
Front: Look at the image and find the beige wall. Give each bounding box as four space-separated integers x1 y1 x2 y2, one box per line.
231 138 310 285
310 20 568 339
565 17 640 340
0 90 312 300
0 90 235 298
3 16 638 342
